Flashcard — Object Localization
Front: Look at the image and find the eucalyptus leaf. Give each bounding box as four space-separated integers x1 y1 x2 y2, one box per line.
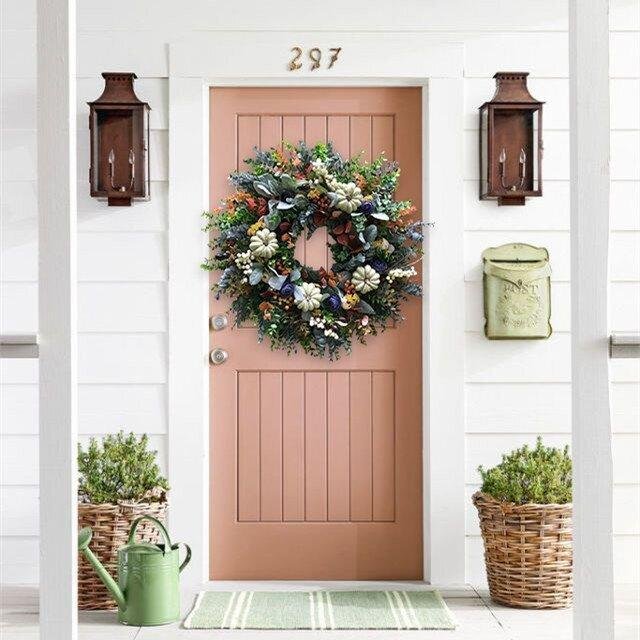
268 198 279 213
356 299 375 315
364 224 378 242
268 274 287 290
253 180 273 198
290 269 301 282
292 194 308 210
264 175 280 195
249 267 263 286
338 258 358 271
328 193 340 208
301 207 315 221
371 212 389 221
280 174 297 191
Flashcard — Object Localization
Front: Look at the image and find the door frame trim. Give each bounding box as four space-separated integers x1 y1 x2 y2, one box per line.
168 33 465 587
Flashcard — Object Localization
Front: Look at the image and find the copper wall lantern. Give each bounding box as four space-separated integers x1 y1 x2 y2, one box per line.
479 72 543 206
88 72 150 206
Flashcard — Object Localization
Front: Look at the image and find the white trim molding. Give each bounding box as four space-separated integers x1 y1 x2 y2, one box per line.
37 0 78 638
168 77 211 588
569 2 614 639
423 79 465 585
170 33 463 79
168 33 466 587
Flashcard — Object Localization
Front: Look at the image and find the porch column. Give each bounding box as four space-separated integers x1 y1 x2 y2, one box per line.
37 0 78 638
569 1 614 639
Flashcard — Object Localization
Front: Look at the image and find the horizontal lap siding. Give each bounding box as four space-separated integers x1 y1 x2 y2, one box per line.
1 0 638 584
1 384 167 435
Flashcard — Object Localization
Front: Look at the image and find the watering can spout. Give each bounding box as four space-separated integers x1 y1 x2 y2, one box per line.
78 527 126 609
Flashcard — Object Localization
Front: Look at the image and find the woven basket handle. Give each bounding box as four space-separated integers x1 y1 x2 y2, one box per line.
128 515 172 549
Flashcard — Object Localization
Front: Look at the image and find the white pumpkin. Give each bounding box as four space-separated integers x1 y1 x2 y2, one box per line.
352 265 380 294
249 228 278 259
295 282 323 312
333 182 363 214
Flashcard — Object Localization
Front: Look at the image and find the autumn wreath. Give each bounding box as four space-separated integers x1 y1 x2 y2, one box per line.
202 142 423 358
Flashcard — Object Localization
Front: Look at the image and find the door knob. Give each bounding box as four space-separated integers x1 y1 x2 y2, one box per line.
210 314 228 331
210 348 228 365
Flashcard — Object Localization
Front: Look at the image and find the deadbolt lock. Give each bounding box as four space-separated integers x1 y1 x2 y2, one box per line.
210 314 228 331
210 348 228 365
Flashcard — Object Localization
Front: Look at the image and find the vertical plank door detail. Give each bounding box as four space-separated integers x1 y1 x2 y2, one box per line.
211 88 422 579
236 371 396 523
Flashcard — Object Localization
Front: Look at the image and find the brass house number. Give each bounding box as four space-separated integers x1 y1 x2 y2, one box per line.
288 47 342 71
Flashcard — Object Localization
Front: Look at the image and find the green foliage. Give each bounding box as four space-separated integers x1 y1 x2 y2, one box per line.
478 437 572 505
78 431 169 504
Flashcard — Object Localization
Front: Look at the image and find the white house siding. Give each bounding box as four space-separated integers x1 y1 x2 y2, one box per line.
0 0 638 585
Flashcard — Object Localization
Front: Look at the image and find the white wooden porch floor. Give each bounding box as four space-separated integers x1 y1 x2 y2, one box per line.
2 583 638 639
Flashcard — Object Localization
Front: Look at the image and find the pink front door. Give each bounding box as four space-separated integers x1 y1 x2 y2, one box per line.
209 87 423 579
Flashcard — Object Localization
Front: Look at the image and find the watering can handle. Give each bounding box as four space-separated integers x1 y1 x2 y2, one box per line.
178 542 192 573
128 515 172 549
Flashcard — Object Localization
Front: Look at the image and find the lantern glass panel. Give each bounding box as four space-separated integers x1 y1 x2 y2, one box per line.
531 107 541 194
99 109 135 193
479 105 489 197
492 106 531 193
89 111 99 194
142 106 150 198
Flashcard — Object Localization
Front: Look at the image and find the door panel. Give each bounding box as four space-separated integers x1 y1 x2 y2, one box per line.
233 370 399 524
210 87 423 579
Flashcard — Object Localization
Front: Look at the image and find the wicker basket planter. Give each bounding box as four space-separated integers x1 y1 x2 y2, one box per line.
78 499 167 610
473 491 572 609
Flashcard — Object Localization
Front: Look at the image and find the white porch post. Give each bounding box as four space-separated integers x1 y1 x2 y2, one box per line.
569 1 614 639
37 0 78 638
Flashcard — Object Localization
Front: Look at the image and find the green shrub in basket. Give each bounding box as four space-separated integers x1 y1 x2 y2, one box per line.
478 437 572 505
78 431 169 504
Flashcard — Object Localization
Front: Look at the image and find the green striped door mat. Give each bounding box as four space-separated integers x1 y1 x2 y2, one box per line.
184 590 456 630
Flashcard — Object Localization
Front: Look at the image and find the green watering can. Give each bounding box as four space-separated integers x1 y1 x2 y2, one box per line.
78 515 191 626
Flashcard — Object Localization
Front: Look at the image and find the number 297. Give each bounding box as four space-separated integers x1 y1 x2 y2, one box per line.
288 47 342 71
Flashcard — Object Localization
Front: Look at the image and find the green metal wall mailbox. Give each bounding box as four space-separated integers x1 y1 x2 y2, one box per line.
482 243 552 339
